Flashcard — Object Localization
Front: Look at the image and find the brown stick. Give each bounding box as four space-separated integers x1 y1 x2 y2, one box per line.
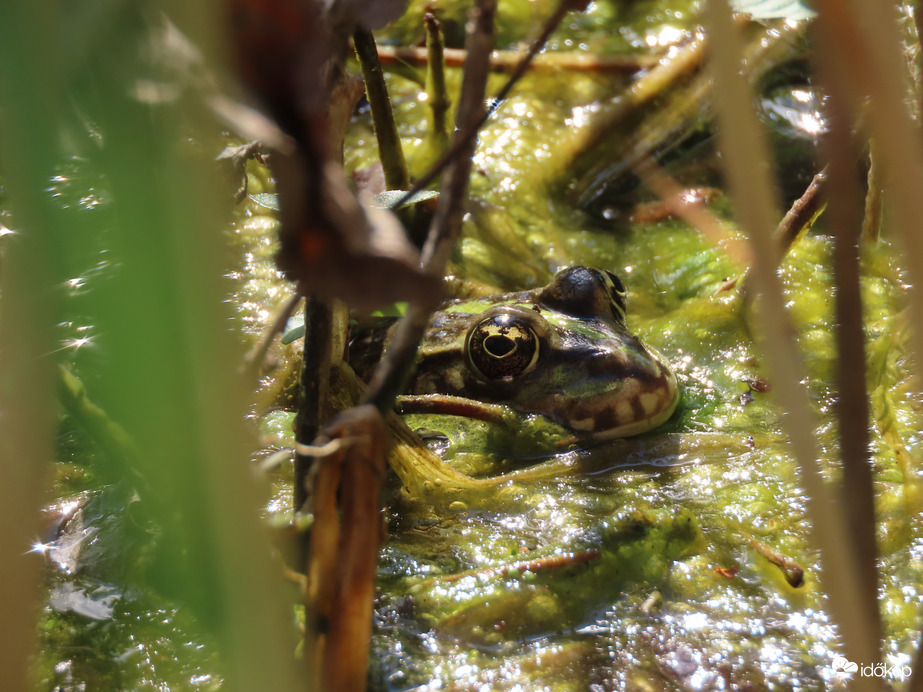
774 167 828 257
748 538 804 588
314 406 389 691
424 13 450 156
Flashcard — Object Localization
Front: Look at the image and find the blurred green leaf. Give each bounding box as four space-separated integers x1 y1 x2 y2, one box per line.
0 4 301 691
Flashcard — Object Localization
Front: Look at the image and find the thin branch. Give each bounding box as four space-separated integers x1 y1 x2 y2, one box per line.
748 538 805 588
483 0 590 112
567 17 805 207
713 167 828 296
635 158 751 269
389 0 588 210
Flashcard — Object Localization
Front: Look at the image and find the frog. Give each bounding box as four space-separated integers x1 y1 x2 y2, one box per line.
398 265 679 445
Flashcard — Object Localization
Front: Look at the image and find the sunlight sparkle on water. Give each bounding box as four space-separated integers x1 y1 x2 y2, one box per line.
29 541 54 556
645 25 686 47
566 104 599 129
511 101 530 118
65 336 94 351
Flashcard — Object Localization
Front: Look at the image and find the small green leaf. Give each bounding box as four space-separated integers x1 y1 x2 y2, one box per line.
281 314 305 344
281 324 305 344
372 189 440 210
731 0 815 20
250 192 280 210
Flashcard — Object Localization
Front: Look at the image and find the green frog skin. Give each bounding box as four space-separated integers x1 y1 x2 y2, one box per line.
407 265 679 440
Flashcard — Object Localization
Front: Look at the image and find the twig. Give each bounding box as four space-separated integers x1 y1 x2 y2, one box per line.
389 0 588 211
378 44 655 73
483 0 590 113
774 166 828 256
354 28 410 191
215 140 266 202
714 167 828 296
748 538 804 588
561 33 708 202
307 405 388 692
567 17 805 207
438 548 602 584
365 0 497 412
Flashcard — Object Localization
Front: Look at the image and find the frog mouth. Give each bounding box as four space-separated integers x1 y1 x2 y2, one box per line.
558 367 680 440
397 370 679 443
584 385 680 440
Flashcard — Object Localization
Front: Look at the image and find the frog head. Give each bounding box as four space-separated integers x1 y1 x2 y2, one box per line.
407 266 678 441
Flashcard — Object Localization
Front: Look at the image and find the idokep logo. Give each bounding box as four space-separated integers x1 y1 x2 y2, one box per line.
831 656 911 680
831 657 858 674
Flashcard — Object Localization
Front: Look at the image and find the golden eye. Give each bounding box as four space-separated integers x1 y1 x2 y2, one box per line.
467 313 539 379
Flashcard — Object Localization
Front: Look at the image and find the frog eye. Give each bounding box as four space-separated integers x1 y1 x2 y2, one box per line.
467 313 540 379
538 265 628 325
599 269 628 323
